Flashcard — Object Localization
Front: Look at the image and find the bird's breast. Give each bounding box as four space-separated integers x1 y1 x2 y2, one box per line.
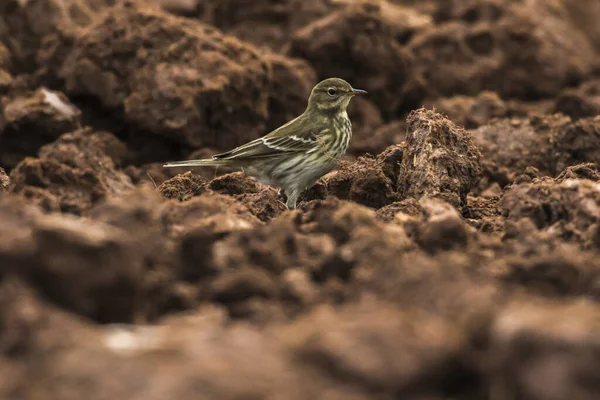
327 114 352 160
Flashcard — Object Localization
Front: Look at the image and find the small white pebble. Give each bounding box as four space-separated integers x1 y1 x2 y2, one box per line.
42 88 78 119
103 324 162 355
104 329 138 352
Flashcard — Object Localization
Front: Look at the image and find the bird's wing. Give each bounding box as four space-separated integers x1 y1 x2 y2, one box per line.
213 117 326 160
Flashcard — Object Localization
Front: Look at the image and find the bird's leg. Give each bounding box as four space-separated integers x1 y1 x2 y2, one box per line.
272 188 288 208
285 191 299 210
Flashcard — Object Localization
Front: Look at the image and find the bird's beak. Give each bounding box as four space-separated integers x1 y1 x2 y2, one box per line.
351 88 367 95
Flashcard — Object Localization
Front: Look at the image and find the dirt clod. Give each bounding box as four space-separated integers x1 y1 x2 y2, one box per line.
398 108 482 207
237 188 288 222
327 156 399 209
0 168 8 192
289 0 425 116
19 213 145 323
52 0 271 153
554 79 600 120
0 88 82 170
502 178 600 244
555 163 600 183
10 128 134 214
553 116 600 174
471 114 571 178
209 172 260 196
158 172 208 201
287 299 468 396
488 300 600 400
376 198 423 222
0 0 113 71
161 192 262 237
417 198 472 253
411 0 597 100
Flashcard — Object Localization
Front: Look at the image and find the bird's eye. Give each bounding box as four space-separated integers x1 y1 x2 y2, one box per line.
327 88 337 96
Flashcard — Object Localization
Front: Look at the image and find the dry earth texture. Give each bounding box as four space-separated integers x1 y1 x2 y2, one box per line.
1 0 600 398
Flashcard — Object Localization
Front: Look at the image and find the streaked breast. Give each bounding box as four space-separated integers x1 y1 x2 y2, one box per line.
329 113 352 160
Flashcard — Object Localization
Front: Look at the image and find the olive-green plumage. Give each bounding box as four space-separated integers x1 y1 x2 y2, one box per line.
163 77 366 209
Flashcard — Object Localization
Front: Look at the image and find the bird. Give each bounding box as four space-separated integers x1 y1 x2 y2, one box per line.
163 77 367 209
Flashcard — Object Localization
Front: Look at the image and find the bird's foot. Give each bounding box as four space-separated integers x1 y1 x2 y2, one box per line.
285 195 298 210
275 198 288 209
272 189 289 209
277 189 287 200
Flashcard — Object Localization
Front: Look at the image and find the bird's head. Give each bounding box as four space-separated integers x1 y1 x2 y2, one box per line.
307 78 367 114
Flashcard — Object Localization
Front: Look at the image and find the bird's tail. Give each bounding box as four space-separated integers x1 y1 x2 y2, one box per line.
162 158 232 168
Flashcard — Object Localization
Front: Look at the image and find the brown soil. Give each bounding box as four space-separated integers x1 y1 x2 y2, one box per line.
0 168 8 192
553 79 600 120
1 0 600 398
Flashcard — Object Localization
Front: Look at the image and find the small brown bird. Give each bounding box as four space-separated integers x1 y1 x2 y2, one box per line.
163 77 366 209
